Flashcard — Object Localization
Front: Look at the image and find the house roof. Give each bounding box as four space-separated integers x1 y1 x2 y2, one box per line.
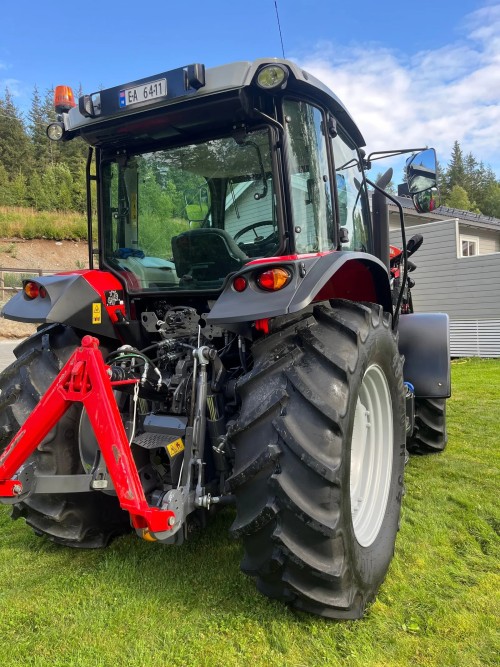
389 196 500 232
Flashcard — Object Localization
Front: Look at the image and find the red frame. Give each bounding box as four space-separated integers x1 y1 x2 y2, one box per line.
0 336 175 535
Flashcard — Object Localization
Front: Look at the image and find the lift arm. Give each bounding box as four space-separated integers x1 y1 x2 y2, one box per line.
0 335 175 535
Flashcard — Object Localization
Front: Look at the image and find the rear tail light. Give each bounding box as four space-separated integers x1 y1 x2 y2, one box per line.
256 267 291 291
232 276 248 292
23 282 47 300
23 281 40 300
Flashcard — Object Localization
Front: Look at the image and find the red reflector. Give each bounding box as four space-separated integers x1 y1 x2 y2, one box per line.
54 85 76 113
39 286 48 299
232 276 247 292
256 267 291 291
255 318 270 334
24 281 40 300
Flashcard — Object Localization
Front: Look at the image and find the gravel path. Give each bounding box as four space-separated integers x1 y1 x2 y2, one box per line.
0 340 18 372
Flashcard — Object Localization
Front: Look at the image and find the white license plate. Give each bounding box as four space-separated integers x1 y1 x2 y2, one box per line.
119 78 167 108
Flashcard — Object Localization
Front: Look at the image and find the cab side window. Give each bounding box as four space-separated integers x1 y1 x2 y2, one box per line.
331 129 371 252
283 100 334 253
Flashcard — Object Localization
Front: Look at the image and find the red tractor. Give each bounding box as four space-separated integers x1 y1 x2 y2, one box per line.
0 59 450 618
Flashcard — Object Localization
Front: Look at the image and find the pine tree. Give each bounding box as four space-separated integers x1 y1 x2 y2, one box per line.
41 88 62 167
0 163 11 205
28 85 52 170
441 141 500 215
0 89 33 179
45 84 89 202
474 163 498 215
445 141 465 194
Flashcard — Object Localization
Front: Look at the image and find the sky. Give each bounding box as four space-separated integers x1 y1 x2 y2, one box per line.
1 0 500 178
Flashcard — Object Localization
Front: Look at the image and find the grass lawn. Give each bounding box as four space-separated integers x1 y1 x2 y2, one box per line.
0 359 498 667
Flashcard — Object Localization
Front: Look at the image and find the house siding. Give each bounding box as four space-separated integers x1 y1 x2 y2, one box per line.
449 320 500 357
390 219 500 357
225 182 273 237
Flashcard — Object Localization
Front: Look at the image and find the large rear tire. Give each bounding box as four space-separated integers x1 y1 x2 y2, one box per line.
0 324 131 547
229 301 406 619
407 397 447 454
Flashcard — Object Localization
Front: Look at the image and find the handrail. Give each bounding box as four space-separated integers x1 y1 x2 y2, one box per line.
0 267 63 273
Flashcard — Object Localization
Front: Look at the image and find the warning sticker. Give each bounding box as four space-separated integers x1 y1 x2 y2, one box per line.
105 289 124 306
166 438 185 457
92 303 102 324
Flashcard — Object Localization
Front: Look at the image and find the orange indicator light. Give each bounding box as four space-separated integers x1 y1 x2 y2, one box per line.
256 267 291 291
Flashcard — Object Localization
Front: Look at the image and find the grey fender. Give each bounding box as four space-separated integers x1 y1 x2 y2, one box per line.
206 252 392 326
1 272 120 339
398 312 451 398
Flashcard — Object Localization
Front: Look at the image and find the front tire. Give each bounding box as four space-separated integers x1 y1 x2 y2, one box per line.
229 301 406 619
0 324 131 547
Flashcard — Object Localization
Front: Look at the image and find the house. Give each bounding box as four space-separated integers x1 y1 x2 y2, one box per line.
389 197 500 358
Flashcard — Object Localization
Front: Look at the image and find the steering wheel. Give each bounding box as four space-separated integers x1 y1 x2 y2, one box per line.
234 220 276 242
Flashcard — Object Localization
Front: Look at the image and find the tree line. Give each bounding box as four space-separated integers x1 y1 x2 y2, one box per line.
438 141 500 218
0 86 88 212
1 87 500 219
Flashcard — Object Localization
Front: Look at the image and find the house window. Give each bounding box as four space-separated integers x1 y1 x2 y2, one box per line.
460 236 479 257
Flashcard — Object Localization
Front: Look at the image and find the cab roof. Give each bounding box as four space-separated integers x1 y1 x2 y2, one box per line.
63 58 365 148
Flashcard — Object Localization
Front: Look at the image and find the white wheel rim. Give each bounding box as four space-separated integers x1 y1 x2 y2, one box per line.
350 363 393 547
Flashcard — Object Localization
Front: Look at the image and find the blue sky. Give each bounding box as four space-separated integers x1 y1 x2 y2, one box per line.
2 0 500 176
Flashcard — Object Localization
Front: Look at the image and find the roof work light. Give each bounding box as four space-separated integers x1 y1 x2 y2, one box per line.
256 64 288 90
46 122 64 141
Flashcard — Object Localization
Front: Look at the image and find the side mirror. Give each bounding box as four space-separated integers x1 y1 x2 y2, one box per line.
406 148 437 193
412 186 439 214
406 148 440 213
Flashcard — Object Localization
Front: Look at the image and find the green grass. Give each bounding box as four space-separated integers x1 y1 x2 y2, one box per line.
0 359 498 667
0 206 88 241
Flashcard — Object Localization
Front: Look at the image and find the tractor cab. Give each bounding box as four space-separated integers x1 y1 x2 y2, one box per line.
48 59 374 298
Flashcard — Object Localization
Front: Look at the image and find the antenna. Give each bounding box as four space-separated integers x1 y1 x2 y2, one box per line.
274 0 286 59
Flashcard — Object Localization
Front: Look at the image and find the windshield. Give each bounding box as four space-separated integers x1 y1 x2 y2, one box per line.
101 129 279 291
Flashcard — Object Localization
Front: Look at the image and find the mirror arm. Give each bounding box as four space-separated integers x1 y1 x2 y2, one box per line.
365 177 407 330
238 138 268 200
365 147 428 167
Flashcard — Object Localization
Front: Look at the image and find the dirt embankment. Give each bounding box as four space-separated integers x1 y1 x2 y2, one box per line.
0 238 89 339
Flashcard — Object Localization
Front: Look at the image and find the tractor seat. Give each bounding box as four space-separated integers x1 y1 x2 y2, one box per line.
171 228 249 284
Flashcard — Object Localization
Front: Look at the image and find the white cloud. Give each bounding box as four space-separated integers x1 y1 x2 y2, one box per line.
295 3 500 176
0 78 24 97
